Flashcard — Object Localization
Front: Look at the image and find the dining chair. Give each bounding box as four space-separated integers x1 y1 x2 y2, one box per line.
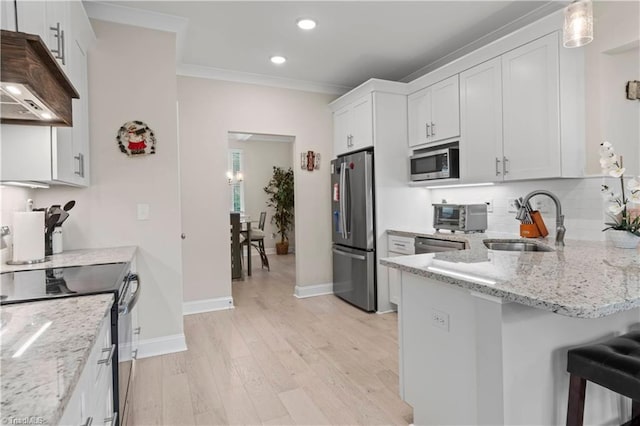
245 211 270 271
229 212 243 279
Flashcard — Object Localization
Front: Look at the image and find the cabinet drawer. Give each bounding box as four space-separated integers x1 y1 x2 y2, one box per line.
388 235 415 255
86 312 113 390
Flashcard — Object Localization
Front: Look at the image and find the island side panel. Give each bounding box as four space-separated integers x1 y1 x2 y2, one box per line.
400 273 478 425
500 302 640 425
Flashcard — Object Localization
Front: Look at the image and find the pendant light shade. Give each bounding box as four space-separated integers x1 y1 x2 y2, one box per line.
563 0 594 48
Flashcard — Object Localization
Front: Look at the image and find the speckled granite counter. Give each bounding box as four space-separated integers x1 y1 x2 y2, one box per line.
0 294 114 425
1 246 137 273
381 231 640 318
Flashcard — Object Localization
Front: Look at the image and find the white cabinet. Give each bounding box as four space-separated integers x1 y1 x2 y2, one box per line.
0 1 93 186
333 94 373 156
59 312 115 426
459 58 503 183
387 234 415 305
501 32 560 181
408 75 460 147
459 33 573 183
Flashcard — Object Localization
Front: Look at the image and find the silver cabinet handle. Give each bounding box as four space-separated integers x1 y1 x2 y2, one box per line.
431 122 436 136
134 327 141 335
393 242 407 248
132 349 139 359
104 412 118 426
82 417 93 426
49 22 66 65
503 156 509 175
495 157 501 176
332 248 366 261
98 344 116 365
74 153 84 177
425 123 430 138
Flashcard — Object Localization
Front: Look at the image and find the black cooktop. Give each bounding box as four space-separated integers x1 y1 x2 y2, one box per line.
0 263 130 305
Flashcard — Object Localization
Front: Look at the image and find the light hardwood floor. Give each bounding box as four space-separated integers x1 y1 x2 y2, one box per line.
131 254 412 425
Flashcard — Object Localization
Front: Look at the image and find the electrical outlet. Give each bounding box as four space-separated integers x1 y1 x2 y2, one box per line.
507 198 519 213
485 200 493 213
431 308 450 332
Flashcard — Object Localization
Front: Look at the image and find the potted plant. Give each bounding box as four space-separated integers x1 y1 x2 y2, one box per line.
599 141 640 248
264 166 294 255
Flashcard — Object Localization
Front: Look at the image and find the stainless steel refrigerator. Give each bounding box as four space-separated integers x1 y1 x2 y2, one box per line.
331 149 376 312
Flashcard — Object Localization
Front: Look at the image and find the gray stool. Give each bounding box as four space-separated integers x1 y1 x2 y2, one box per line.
566 330 640 426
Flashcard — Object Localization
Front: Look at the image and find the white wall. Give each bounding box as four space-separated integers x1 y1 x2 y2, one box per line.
584 1 640 176
178 76 335 303
33 21 184 343
0 186 35 264
228 137 294 251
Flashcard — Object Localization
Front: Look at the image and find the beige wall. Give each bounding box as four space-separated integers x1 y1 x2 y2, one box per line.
228 138 294 251
178 77 335 302
584 1 640 175
33 21 183 341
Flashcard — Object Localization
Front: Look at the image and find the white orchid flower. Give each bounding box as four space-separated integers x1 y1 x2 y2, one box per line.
609 193 622 202
599 141 614 157
601 141 612 149
627 177 640 191
630 191 640 204
600 158 617 171
609 166 626 178
608 204 625 215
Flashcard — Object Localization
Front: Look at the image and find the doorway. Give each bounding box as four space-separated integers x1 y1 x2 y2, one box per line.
227 131 296 285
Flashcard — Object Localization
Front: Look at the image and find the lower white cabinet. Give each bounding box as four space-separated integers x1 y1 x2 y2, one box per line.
59 312 115 426
387 235 415 305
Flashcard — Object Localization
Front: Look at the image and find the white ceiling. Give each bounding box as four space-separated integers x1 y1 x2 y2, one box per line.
86 1 565 94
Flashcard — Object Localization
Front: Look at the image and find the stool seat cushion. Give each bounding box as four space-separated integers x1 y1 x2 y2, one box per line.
250 229 265 240
567 331 640 401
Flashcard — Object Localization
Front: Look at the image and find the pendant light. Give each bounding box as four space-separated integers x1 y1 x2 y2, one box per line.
563 0 594 48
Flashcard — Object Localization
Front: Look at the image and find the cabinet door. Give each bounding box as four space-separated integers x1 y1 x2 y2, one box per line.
44 0 70 74
502 32 560 180
333 105 350 156
460 58 503 183
408 87 431 147
13 1 46 36
350 94 373 151
430 75 460 143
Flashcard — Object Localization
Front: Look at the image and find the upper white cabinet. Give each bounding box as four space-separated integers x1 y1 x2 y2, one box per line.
502 32 561 181
458 32 582 183
0 0 93 186
408 75 460 147
459 58 503 183
333 93 373 156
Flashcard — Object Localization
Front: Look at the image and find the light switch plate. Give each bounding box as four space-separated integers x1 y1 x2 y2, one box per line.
137 203 150 221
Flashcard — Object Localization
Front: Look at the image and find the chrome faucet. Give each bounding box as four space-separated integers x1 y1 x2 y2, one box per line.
517 190 566 247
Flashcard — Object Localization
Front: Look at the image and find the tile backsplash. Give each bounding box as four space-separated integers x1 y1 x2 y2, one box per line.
428 177 609 241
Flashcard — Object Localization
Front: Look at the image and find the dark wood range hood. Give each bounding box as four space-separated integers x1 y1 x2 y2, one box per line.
1 30 79 126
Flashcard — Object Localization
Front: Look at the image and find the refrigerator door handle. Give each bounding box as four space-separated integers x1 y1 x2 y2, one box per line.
344 165 351 236
332 248 366 261
340 161 348 239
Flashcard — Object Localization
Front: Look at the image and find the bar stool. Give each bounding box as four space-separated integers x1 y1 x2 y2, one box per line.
566 330 640 426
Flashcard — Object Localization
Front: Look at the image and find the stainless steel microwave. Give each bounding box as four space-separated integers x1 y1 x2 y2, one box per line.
410 146 459 181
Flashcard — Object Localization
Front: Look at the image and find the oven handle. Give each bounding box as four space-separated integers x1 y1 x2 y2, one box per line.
119 273 141 315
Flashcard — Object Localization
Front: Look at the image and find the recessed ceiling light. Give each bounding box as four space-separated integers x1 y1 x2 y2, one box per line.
40 112 53 120
270 56 286 65
297 18 316 30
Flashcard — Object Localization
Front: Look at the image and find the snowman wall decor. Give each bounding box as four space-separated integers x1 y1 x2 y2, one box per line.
117 121 156 156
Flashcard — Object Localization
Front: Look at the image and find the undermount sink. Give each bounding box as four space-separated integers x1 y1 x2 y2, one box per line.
483 239 555 252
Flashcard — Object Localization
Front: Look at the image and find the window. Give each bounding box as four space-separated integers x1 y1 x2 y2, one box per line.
228 149 244 212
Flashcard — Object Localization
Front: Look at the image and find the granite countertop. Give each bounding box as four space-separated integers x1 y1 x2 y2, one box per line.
0 294 114 425
1 246 137 273
381 230 640 319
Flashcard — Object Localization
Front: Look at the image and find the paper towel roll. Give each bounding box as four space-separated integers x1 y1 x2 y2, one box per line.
12 212 45 262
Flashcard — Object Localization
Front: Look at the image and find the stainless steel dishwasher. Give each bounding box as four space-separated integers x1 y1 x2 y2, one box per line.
414 236 466 253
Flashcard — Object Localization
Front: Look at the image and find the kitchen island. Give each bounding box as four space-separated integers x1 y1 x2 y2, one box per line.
1 246 137 273
0 294 114 425
381 233 640 425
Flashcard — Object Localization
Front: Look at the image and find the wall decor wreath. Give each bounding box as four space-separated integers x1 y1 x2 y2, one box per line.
116 121 156 156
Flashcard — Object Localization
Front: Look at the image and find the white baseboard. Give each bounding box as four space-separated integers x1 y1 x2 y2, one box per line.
183 297 234 315
294 282 333 298
137 333 187 359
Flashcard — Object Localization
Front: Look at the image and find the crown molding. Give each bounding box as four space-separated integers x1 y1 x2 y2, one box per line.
177 63 351 95
83 1 188 63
